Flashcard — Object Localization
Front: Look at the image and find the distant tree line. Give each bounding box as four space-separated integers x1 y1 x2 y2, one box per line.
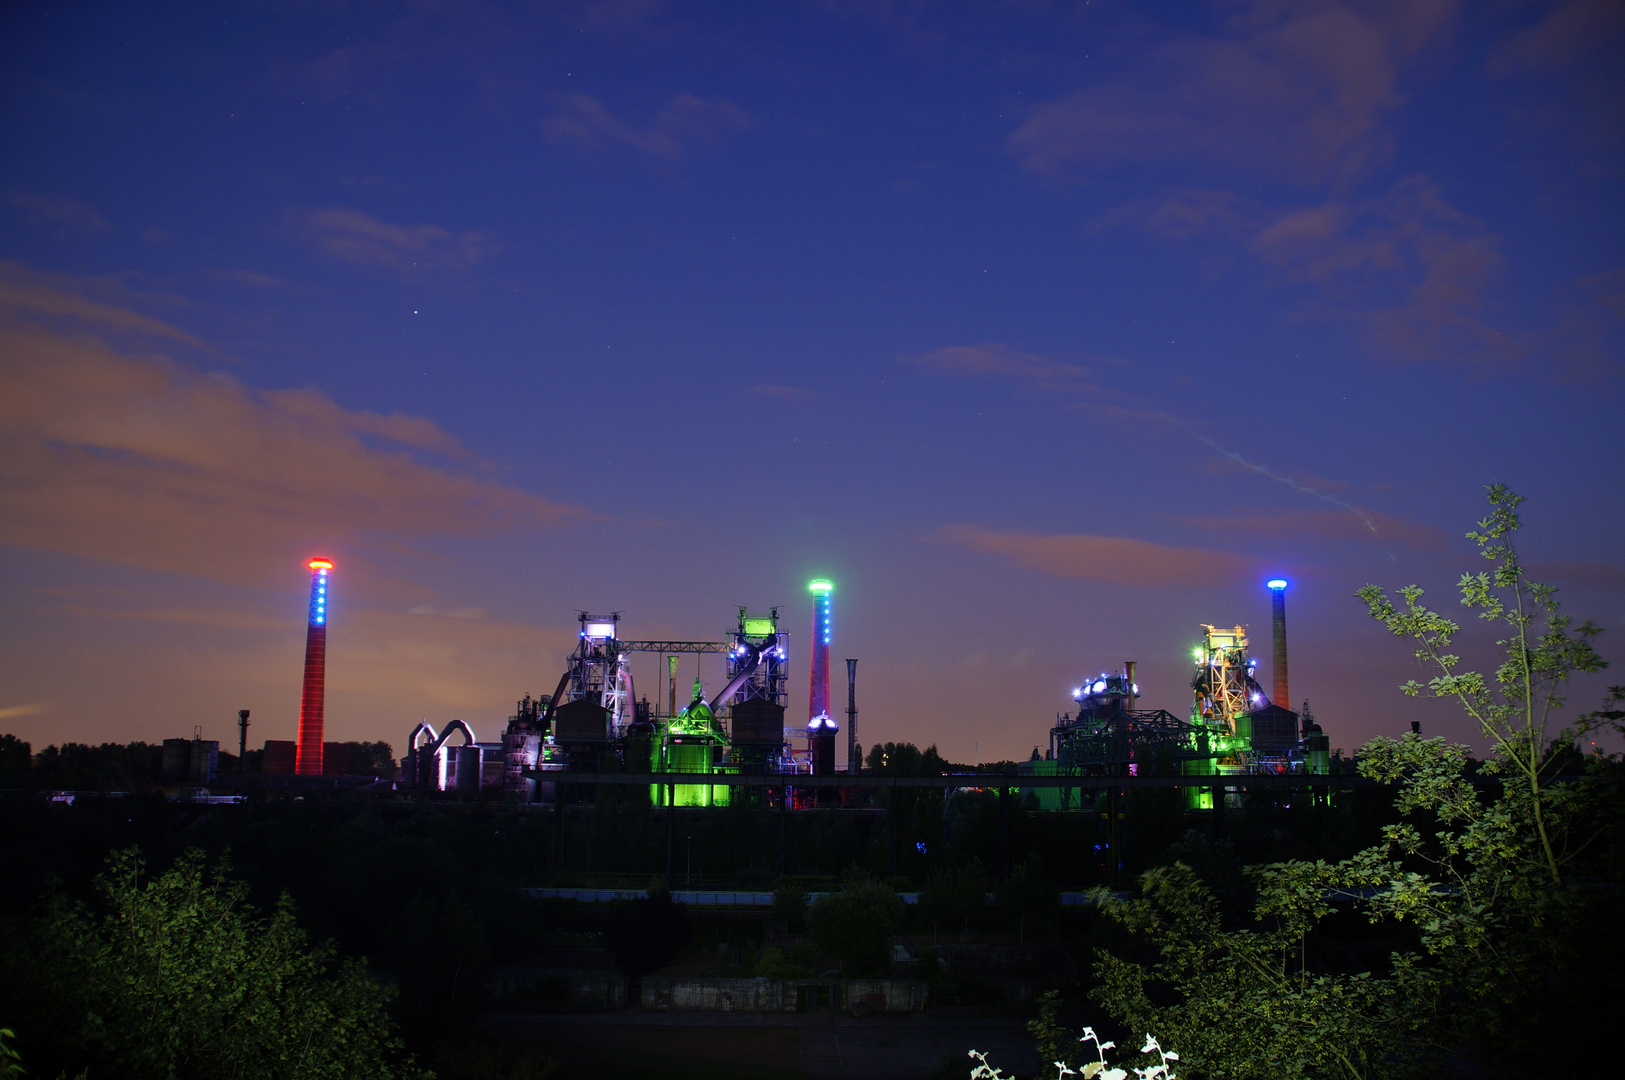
0 735 396 790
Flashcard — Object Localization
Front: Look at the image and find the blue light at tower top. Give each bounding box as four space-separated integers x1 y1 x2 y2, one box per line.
1267 578 1289 590
307 559 333 626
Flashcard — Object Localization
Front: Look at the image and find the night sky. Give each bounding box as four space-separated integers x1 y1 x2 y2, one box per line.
2 1 1621 765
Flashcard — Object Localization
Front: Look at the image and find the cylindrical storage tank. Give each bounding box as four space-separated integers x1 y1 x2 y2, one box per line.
456 745 481 795
809 716 837 776
1306 732 1330 775
503 731 539 801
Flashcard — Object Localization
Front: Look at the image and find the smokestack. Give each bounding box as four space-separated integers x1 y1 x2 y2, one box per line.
1124 661 1136 713
237 709 250 775
667 655 679 718
845 659 858 772
1267 579 1289 709
808 580 832 723
296 558 332 775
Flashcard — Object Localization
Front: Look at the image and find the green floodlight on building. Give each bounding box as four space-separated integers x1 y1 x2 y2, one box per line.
743 616 776 638
808 579 833 594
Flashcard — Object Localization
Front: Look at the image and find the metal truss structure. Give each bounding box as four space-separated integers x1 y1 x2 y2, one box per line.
725 607 788 709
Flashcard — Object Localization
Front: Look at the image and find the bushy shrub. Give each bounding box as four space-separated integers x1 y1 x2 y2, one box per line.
807 867 905 976
0 847 427 1080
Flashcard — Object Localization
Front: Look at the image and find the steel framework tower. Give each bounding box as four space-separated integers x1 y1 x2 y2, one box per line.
295 558 332 775
808 580 832 722
726 607 788 708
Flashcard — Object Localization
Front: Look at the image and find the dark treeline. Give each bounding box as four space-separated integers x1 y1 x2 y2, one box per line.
0 733 1404 1038
0 733 396 789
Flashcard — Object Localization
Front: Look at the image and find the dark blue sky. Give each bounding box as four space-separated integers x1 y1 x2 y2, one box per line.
2 1 1621 762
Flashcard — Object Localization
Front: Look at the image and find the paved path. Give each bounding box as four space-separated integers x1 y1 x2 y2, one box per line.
488 1010 1042 1079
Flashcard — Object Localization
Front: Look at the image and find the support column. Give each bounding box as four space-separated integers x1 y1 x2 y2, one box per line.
666 786 676 884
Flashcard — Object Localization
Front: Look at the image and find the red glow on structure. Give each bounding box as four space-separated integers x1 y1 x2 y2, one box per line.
295 558 330 775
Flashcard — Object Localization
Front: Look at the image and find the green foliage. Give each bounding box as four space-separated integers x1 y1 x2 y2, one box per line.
342 741 397 776
22 740 166 792
806 866 906 976
0 735 30 788
751 944 814 979
0 1028 22 1080
1577 684 1625 744
918 859 991 934
1150 830 1249 924
865 741 952 775
996 852 1060 939
0 846 428 1080
1025 990 1076 1077
770 875 808 933
1091 733 1624 1078
1358 483 1608 883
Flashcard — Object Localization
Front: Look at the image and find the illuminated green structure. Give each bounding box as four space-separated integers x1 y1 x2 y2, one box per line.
1025 618 1327 812
650 677 736 806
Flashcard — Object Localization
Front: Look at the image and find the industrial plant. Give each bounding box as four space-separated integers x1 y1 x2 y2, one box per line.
254 560 1335 812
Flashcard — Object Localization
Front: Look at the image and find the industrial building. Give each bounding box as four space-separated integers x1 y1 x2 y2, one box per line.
1021 578 1331 809
260 553 1331 809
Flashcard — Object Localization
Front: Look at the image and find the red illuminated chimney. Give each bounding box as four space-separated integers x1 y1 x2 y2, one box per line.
295 558 332 775
808 580 832 723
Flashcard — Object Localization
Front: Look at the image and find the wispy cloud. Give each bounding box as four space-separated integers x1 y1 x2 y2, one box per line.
5 191 108 232
905 343 1100 393
207 268 296 292
908 339 1384 521
1113 176 1534 372
1528 560 1625 593
1009 0 1459 185
0 265 588 588
1251 176 1516 367
295 208 495 274
0 260 209 351
1172 507 1443 550
1489 0 1625 73
937 524 1263 587
544 92 751 161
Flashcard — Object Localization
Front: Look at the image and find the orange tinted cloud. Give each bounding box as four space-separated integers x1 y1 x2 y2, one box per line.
3 591 582 747
297 207 494 274
0 270 586 588
939 524 1262 587
906 343 1100 393
1119 177 1520 370
544 92 751 161
1251 176 1515 365
1009 0 1458 184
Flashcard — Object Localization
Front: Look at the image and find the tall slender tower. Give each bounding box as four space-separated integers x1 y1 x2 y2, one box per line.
808 580 832 721
1267 578 1289 709
295 558 332 775
845 658 858 773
